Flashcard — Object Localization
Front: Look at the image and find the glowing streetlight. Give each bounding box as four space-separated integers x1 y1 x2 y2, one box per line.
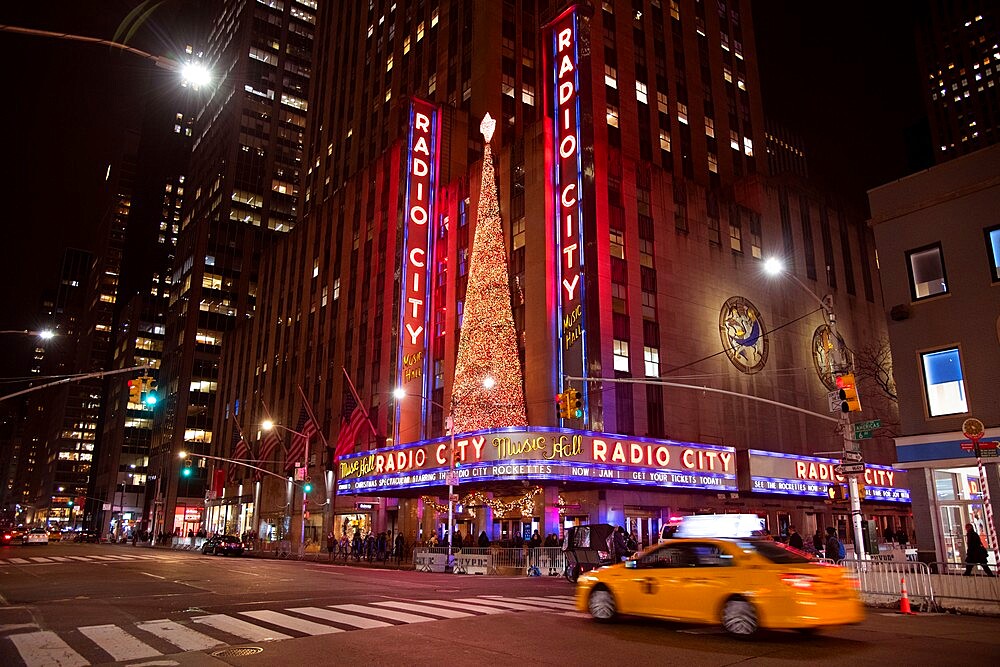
180 61 211 87
395 375 496 570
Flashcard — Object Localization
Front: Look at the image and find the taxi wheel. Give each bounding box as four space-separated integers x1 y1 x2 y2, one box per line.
587 588 617 622
721 598 758 637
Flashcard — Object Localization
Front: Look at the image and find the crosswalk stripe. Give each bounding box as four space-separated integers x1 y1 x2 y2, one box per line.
370 600 472 619
290 607 392 629
193 614 293 642
136 619 224 651
457 597 550 612
8 630 88 667
8 558 30 564
330 603 435 624
89 556 119 561
67 556 92 561
48 557 72 562
29 557 54 563
100 555 132 561
484 596 572 610
240 610 343 635
411 599 508 615
79 624 161 661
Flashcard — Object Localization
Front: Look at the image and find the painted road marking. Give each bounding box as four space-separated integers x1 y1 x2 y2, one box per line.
330 603 435 624
135 619 224 651
371 600 473 619
78 624 161 662
411 599 508 614
290 607 392 629
456 597 552 612
240 610 344 635
8 630 88 667
193 614 293 642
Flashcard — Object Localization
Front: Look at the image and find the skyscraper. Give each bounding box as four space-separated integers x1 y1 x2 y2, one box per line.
214 0 907 548
146 0 315 536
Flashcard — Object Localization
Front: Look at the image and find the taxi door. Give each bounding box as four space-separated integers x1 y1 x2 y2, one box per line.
615 543 691 617
658 541 737 622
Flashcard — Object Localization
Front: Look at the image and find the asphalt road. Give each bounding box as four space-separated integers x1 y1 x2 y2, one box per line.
1 542 998 666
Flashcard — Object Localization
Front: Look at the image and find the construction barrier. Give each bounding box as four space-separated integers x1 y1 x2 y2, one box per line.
411 546 566 576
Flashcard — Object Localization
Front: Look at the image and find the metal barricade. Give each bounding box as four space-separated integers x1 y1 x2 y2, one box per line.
838 558 935 608
924 562 1000 614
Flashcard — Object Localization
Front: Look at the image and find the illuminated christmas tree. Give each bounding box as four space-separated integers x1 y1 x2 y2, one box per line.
452 113 528 433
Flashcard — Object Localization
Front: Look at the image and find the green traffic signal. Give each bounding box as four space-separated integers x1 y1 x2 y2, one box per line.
181 467 192 477
144 391 158 406
303 482 313 493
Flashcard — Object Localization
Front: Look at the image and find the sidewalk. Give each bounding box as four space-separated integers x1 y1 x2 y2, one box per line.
131 539 416 571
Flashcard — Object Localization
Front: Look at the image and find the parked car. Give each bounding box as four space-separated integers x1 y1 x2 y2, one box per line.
1 530 15 546
73 531 101 543
22 528 49 545
201 535 244 556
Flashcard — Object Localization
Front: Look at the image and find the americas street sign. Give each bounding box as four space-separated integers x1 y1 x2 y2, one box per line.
842 451 864 463
834 462 865 475
853 419 881 432
854 430 874 440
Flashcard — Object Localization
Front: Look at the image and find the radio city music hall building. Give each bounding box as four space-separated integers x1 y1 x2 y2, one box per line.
211 0 910 549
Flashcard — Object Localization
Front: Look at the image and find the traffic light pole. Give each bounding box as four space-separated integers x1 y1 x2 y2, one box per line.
0 365 150 402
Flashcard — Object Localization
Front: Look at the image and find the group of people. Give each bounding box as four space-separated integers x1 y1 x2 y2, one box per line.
329 529 407 564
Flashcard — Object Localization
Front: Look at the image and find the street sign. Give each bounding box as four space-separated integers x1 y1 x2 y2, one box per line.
449 493 460 502
853 430 874 440
102 503 111 511
842 451 864 463
962 443 976 451
982 449 999 458
834 463 865 475
827 391 842 413
294 466 306 481
853 419 882 431
445 472 459 486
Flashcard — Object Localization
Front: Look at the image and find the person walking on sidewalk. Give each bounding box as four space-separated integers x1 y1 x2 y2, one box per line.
964 524 995 576
394 532 405 565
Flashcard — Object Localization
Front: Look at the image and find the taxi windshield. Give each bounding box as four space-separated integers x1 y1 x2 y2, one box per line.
739 539 813 564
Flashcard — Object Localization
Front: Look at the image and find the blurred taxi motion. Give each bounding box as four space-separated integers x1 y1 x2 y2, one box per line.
575 514 863 637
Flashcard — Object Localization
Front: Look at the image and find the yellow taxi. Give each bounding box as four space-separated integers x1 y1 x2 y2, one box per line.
575 515 863 637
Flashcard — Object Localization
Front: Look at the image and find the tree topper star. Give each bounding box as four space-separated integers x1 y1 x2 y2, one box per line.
480 112 496 143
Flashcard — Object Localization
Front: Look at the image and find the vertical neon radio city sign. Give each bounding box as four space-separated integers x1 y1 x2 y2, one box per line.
396 98 440 433
549 7 587 417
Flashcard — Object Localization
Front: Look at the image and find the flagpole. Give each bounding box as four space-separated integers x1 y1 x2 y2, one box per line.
343 367 379 438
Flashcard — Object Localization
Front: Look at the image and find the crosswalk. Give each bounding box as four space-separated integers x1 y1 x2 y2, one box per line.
0 553 185 566
1 595 575 667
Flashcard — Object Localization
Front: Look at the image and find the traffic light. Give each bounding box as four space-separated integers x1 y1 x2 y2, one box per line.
67 500 73 507
128 379 142 404
567 388 583 419
142 377 159 406
836 373 862 413
303 478 313 493
827 484 847 502
556 392 570 419
181 459 193 477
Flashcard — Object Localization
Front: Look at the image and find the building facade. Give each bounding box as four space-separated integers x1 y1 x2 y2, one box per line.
211 0 907 552
869 143 1000 564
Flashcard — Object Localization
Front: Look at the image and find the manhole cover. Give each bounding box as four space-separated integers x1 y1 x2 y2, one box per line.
212 646 264 657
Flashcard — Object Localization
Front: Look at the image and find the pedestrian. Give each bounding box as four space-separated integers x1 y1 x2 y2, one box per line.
787 525 804 550
610 526 628 562
395 532 405 565
338 534 349 561
964 524 995 577
327 530 335 557
825 527 846 560
528 530 541 549
813 529 824 552
478 530 490 548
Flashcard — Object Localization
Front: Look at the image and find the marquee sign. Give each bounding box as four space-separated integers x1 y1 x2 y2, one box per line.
336 428 737 494
547 6 588 419
748 449 910 503
395 98 440 438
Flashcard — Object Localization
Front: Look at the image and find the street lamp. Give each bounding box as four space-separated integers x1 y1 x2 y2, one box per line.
0 329 55 339
262 421 311 555
765 257 866 559
394 376 495 570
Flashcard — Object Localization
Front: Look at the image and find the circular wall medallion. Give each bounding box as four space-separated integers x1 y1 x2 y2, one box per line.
812 325 845 391
719 296 768 374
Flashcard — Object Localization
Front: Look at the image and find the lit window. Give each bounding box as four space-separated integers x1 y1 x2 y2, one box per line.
502 74 515 97
522 85 535 106
428 73 436 94
906 243 948 299
417 21 425 41
611 283 627 313
641 291 656 319
730 220 742 253
431 7 439 27
386 55 393 72
313 260 319 278
657 92 669 115
731 131 740 151
984 225 1000 282
610 229 625 258
333 278 341 300
636 81 648 104
659 130 671 152
677 102 688 124
607 105 620 127
705 117 715 138
613 339 630 371
743 137 754 156
644 346 660 377
404 36 411 53
708 153 718 173
639 238 653 267
921 348 968 416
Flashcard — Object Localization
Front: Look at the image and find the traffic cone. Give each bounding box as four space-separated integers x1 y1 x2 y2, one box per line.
898 576 917 615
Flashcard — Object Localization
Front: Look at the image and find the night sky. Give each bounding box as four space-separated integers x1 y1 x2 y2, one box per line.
0 1 930 344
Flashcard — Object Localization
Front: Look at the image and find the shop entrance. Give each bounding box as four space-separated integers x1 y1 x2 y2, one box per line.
624 509 660 549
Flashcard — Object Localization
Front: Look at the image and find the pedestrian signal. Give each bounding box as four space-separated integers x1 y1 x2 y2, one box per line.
827 484 847 502
836 373 862 413
556 392 570 419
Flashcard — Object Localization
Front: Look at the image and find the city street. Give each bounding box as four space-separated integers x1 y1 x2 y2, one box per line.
1 543 999 666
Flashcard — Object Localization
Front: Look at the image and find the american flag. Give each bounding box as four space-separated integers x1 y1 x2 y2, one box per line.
284 406 318 471
334 394 368 460
229 429 250 482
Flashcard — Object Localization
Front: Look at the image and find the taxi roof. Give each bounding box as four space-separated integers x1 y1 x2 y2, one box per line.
673 514 766 539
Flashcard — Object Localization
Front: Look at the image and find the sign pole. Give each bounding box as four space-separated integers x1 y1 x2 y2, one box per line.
964 419 998 566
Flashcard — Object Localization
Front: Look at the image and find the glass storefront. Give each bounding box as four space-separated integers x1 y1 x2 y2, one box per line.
933 466 995 564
